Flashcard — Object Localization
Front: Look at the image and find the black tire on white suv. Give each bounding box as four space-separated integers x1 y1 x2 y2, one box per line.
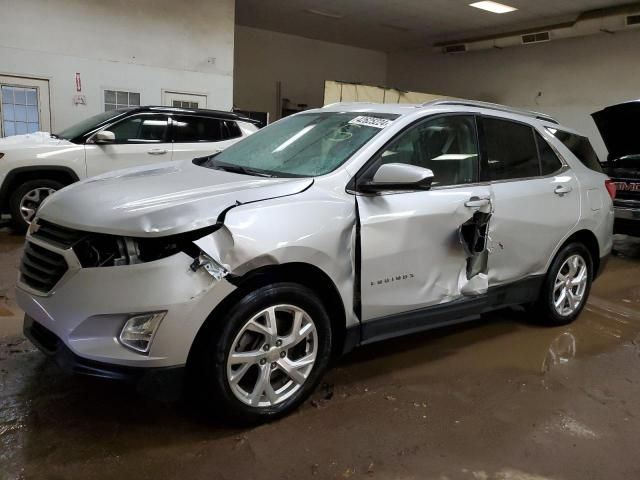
9 179 64 232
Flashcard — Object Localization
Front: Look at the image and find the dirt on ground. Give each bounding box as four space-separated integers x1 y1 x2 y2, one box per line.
2 231 640 480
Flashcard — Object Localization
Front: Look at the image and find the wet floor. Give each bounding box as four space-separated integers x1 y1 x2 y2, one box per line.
2 231 640 479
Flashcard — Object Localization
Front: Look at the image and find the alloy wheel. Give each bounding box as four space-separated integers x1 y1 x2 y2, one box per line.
19 187 56 224
226 304 318 407
552 254 588 317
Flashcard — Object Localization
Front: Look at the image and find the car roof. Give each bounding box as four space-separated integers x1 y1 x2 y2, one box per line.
123 106 259 124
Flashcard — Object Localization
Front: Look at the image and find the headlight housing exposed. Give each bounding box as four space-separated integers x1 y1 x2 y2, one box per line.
0 153 4 160
119 312 166 353
70 227 216 267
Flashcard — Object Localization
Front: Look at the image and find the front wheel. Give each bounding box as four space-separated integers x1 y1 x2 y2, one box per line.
193 283 332 424
528 242 593 326
9 179 64 232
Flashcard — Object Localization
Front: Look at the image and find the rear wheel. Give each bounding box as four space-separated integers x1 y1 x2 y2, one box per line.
528 242 593 325
193 282 332 424
9 179 64 232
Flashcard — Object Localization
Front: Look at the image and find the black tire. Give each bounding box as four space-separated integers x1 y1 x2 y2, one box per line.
528 242 593 326
9 179 64 232
192 282 332 425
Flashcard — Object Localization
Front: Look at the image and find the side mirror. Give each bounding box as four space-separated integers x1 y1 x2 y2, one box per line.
94 130 115 144
358 163 434 193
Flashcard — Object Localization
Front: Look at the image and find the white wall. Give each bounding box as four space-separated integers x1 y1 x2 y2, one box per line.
234 26 388 122
387 29 640 161
0 0 235 132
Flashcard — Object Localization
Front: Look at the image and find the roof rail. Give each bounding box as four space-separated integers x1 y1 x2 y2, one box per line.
422 99 559 124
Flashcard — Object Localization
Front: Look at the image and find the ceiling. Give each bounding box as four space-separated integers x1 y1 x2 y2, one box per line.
235 0 640 51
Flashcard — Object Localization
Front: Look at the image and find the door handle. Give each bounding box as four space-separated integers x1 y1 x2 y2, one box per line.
554 185 572 196
148 148 168 155
465 196 491 208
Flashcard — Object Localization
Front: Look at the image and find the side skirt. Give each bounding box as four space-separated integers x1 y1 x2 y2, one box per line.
348 275 544 348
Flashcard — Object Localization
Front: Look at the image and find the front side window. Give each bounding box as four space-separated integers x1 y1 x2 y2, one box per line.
201 112 398 177
483 117 539 181
107 114 168 143
366 115 479 187
172 116 223 143
547 128 603 173
104 90 140 111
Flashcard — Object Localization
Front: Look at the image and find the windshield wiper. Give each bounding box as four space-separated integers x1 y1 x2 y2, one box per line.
211 162 275 178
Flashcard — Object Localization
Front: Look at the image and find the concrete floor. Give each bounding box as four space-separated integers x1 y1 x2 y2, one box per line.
2 230 640 480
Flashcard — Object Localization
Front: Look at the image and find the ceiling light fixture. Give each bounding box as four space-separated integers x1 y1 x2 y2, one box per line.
469 1 517 14
306 8 343 19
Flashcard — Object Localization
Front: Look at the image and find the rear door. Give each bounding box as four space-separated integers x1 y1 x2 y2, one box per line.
85 113 172 177
480 116 580 286
171 115 244 161
357 114 494 322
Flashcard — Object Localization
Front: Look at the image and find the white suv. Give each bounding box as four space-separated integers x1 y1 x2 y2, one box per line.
0 106 259 231
17 100 614 423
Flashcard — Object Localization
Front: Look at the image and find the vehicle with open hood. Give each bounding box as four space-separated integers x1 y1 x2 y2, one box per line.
17 100 613 423
0 106 259 231
592 101 640 236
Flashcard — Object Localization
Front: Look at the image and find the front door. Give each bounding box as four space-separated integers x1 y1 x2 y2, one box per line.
479 116 580 286
85 113 172 177
357 114 494 321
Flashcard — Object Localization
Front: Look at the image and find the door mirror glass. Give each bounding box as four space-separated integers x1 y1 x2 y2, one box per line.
360 163 434 193
95 130 115 143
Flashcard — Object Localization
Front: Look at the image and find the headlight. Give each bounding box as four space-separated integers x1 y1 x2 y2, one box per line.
119 312 166 353
72 225 218 267
0 153 4 160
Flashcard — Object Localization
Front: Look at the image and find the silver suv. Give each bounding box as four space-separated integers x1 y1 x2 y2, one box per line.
17 100 614 423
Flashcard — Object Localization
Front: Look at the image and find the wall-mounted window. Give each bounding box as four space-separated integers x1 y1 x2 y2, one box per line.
1 85 40 135
104 90 140 111
172 100 199 109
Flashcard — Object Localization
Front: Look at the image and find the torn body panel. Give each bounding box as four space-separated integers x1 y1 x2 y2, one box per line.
458 196 493 296
194 172 360 330
356 185 493 321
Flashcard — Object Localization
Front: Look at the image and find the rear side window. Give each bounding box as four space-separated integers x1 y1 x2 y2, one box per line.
482 117 539 181
547 128 603 173
223 121 242 140
535 132 563 175
172 116 223 143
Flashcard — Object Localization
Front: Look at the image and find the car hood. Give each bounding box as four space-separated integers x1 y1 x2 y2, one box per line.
0 132 71 149
37 160 313 237
592 101 640 162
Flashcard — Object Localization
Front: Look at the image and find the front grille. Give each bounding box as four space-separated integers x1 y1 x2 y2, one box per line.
32 220 87 248
20 242 69 292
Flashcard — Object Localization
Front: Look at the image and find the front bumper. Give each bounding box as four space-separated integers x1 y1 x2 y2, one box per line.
24 314 185 400
17 248 237 369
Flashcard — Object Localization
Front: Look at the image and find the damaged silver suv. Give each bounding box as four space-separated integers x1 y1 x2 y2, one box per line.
17 100 614 423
